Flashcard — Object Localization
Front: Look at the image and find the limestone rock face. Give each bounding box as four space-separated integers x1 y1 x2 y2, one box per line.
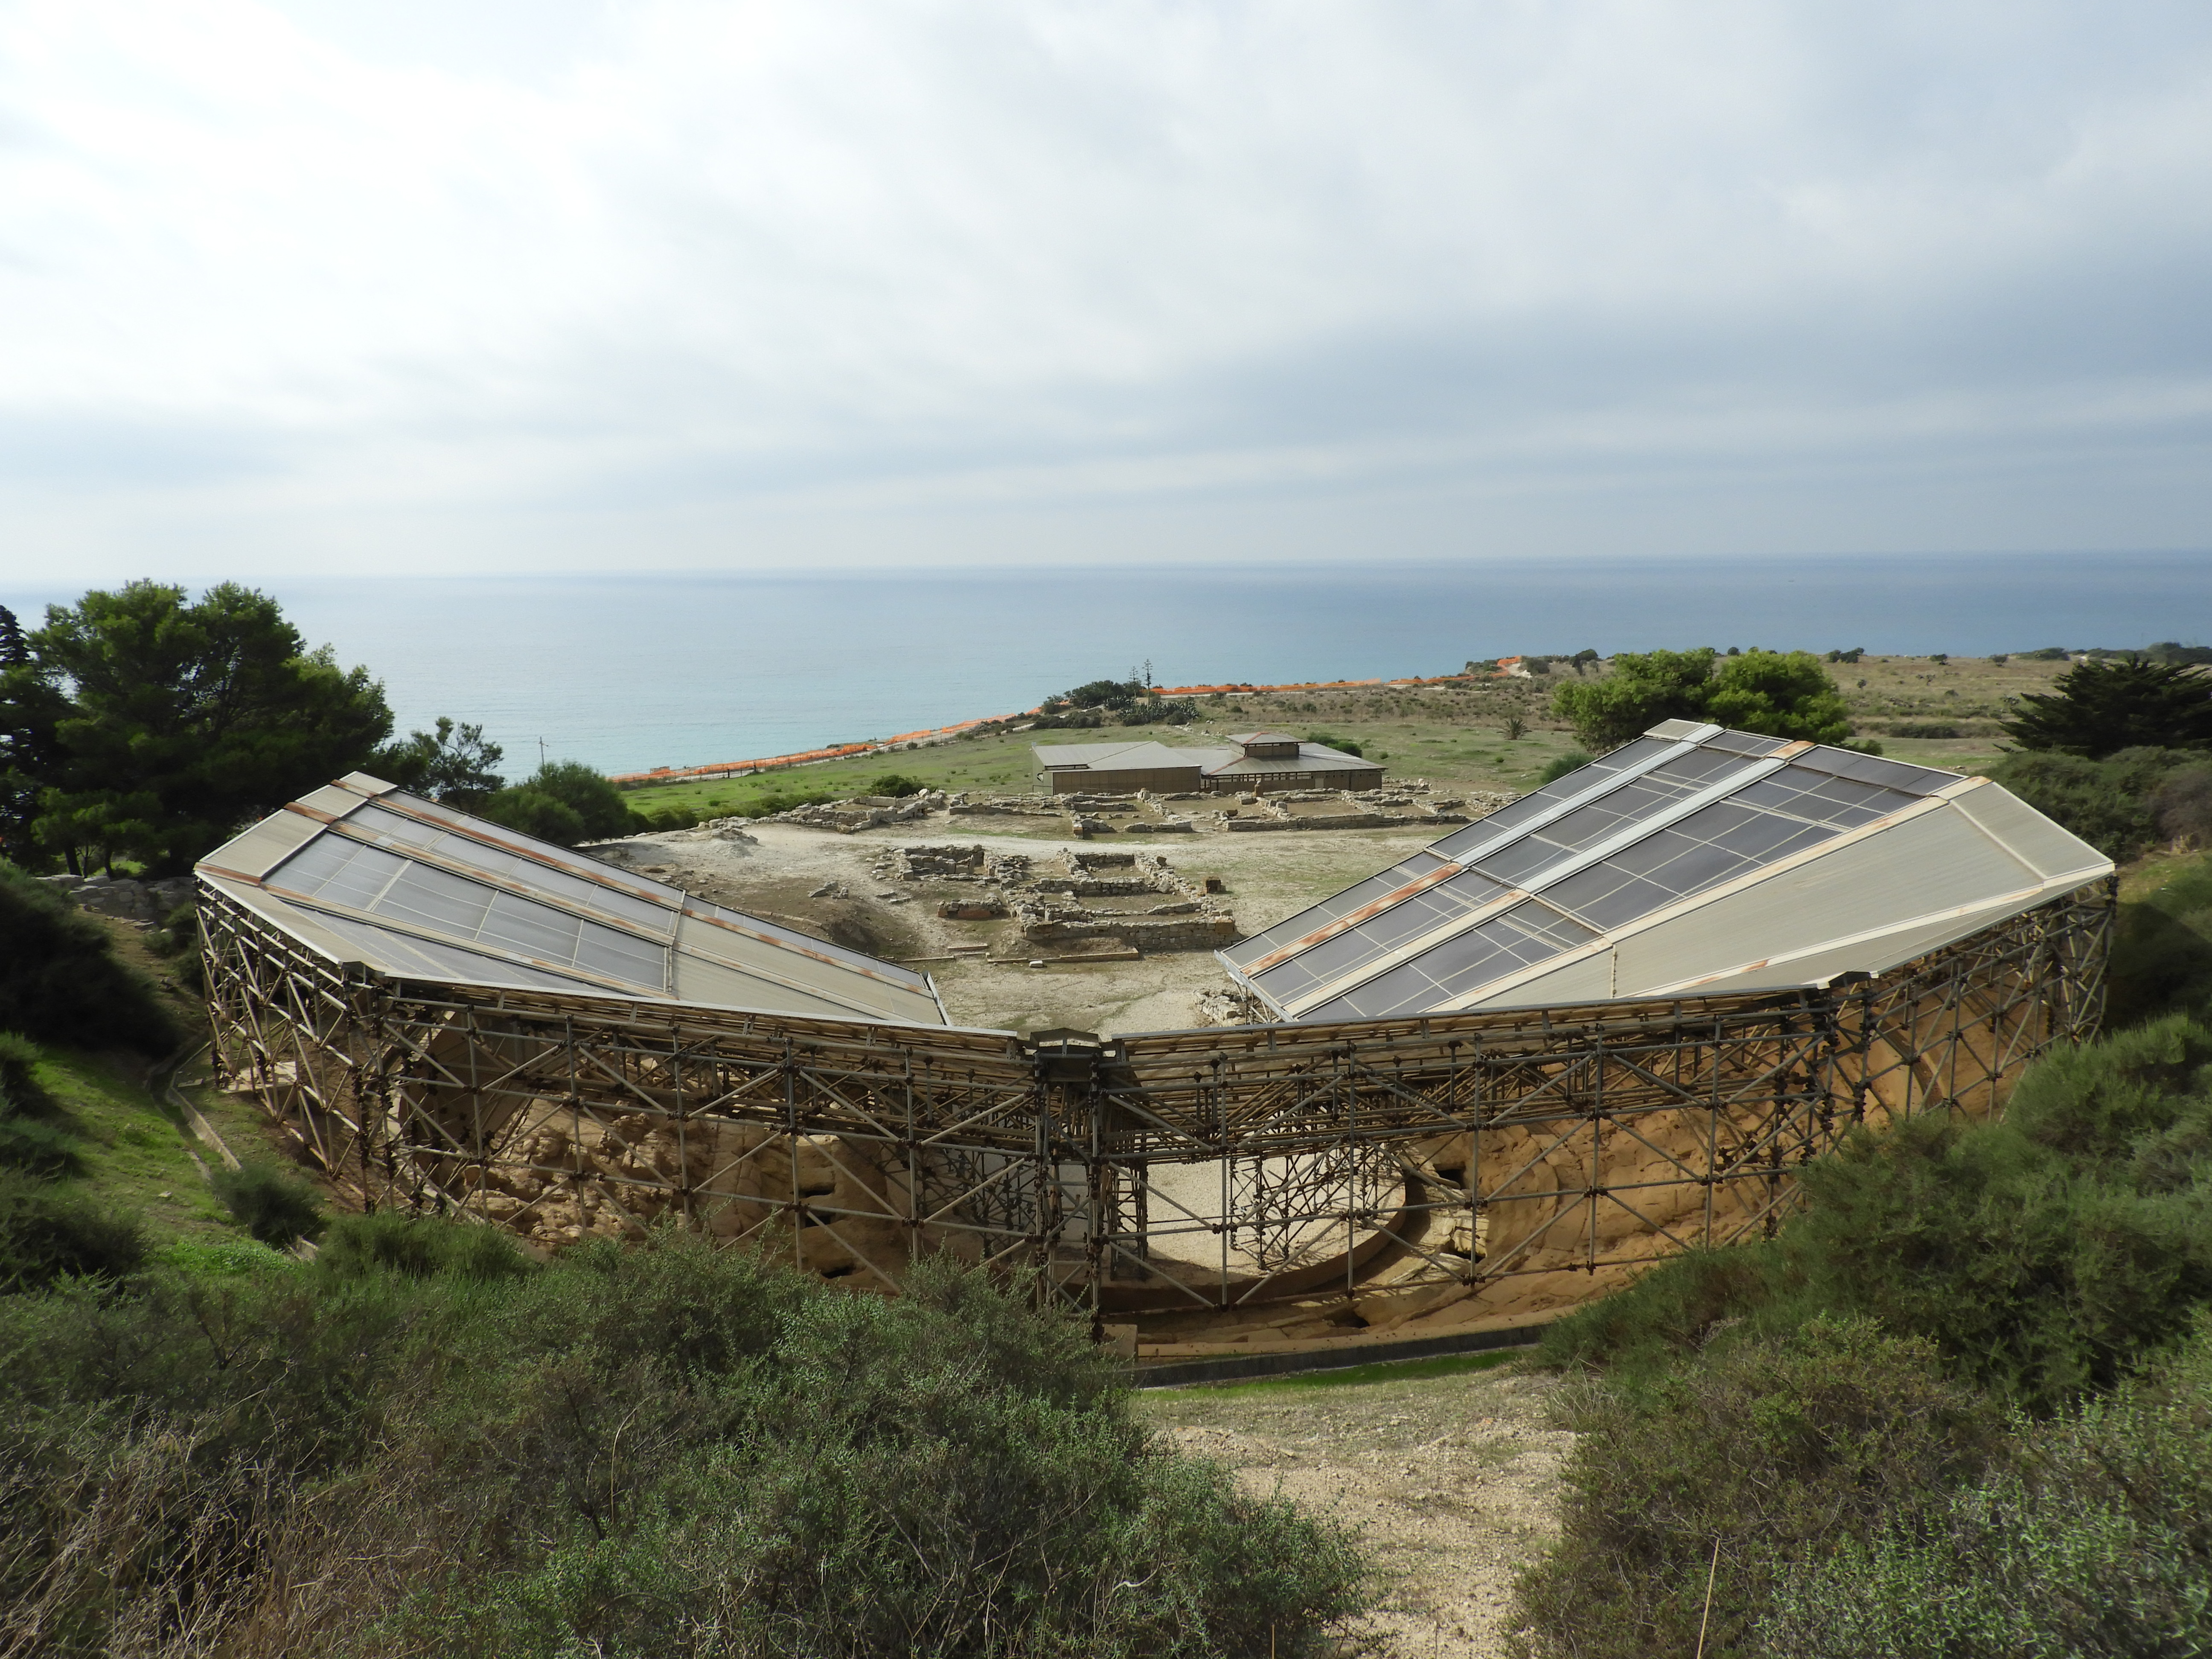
44 873 197 925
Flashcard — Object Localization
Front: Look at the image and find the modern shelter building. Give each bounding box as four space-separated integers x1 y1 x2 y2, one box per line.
1220 720 2113 1022
1032 731 1382 794
198 740 2112 1342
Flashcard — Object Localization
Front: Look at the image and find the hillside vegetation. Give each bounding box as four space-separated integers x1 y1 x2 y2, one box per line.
1508 829 2212 1657
1 1234 1367 1659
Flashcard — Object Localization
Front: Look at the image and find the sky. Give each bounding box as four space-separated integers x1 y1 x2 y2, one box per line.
1 0 2209 585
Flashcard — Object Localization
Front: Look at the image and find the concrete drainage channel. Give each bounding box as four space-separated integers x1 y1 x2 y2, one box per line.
1131 1322 1548 1389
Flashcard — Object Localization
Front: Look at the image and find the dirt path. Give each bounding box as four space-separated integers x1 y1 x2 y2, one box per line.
1138 1360 1571 1659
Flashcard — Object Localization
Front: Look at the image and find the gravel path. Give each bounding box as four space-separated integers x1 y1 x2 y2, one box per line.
1138 1360 1570 1659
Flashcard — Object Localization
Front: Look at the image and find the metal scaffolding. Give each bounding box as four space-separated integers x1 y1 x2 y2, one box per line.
201 876 2113 1325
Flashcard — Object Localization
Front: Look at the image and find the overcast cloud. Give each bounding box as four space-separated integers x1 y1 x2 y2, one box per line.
1 0 2208 581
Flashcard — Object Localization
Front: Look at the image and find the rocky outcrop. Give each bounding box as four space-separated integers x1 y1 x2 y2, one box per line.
40 873 197 926
769 792 949 832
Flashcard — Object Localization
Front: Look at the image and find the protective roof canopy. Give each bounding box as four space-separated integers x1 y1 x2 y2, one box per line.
1220 720 2113 1022
196 774 946 1026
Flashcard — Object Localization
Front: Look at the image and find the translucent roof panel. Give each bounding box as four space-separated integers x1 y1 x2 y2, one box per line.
1221 722 2114 1021
1303 901 1602 1022
1220 850 1455 971
201 774 943 1025
1426 735 1682 864
1248 865 1511 1004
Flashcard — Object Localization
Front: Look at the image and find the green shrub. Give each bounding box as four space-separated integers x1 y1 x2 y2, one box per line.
315 1209 535 1281
1553 649 1857 750
1535 1246 1779 1387
152 1236 302 1277
0 1170 146 1291
0 1032 84 1177
1537 751 1594 785
1759 1320 2212 1658
1536 1018 2212 1412
1519 1019 2212 1656
209 1161 326 1248
477 787 587 847
0 862 181 1054
1514 1318 2000 1659
2108 853 2212 1028
148 900 198 958
866 771 926 797
0 1229 1370 1659
630 803 702 832
1780 1110 2212 1409
2154 763 2212 847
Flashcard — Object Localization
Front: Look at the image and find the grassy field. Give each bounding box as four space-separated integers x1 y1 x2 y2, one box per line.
21 914 311 1263
27 1047 285 1259
617 651 2075 818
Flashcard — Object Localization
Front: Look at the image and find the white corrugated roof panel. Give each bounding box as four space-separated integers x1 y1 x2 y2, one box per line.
1221 724 2113 1021
197 776 946 1025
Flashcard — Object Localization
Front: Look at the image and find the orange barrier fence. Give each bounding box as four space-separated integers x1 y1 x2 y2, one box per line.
610 713 1027 788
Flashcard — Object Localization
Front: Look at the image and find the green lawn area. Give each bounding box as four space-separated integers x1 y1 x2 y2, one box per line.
622 729 1056 817
29 1046 291 1265
34 1048 232 1241
621 695 1590 818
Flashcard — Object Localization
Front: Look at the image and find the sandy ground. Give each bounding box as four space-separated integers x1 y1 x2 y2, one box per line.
602 815 1442 1035
1140 1360 1571 1659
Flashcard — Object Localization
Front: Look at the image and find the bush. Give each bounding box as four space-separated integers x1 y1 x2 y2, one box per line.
2153 763 2212 847
315 1209 536 1281
1551 649 1857 751
477 787 588 847
1535 1246 1778 1387
1759 1320 2212 1658
866 772 926 797
1534 1018 2212 1412
0 1169 146 1290
1301 732 1363 758
2107 852 2212 1028
1538 751 1593 785
629 802 703 832
0 1230 1371 1658
1514 1318 2000 1659
0 1032 81 1178
210 1162 326 1248
481 762 635 846
0 862 181 1054
149 900 198 958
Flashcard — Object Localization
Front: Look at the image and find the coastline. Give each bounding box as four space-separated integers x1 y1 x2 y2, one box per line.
608 670 1492 788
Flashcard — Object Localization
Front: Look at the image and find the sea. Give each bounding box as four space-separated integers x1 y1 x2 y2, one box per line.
6 552 2207 777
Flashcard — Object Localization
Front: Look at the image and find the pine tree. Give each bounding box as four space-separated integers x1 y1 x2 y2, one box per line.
2001 656 2212 758
0 605 27 668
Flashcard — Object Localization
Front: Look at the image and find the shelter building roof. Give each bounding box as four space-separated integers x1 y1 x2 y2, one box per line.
1219 719 2111 1022
195 773 946 1026
1031 741 1233 773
